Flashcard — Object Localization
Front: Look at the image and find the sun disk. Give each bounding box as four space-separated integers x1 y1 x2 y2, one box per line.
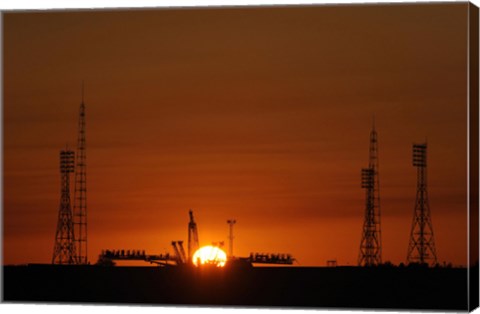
192 245 227 267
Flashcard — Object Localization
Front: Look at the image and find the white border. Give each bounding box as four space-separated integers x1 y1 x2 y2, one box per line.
0 0 478 10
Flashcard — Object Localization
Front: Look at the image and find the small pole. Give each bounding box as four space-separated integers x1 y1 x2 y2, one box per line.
227 219 236 258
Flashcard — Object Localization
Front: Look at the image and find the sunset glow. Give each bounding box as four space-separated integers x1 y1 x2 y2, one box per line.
2 4 471 267
192 246 227 267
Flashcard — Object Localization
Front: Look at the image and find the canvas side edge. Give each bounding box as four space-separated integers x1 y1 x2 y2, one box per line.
468 1 479 312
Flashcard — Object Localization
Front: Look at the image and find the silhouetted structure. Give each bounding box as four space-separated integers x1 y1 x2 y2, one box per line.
326 260 337 267
358 122 382 266
52 149 76 264
74 84 88 264
188 209 199 263
243 253 294 265
227 219 236 258
98 211 294 267
407 143 438 265
98 249 177 266
172 241 187 264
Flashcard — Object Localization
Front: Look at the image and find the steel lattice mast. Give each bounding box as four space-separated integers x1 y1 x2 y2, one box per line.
74 84 88 264
52 149 77 264
358 122 382 266
407 143 438 266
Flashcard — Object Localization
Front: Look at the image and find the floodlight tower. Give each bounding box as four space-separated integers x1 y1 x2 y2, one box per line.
227 219 236 258
74 84 88 264
52 149 77 264
358 122 382 266
407 143 438 266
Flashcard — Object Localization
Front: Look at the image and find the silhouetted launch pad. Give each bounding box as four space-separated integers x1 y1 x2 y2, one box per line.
97 210 295 268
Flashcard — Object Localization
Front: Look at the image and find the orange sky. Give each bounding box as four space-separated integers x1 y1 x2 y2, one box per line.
2 3 470 266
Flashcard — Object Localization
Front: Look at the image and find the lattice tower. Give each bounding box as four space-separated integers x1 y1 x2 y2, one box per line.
358 123 382 266
52 149 76 264
74 85 88 264
407 143 438 266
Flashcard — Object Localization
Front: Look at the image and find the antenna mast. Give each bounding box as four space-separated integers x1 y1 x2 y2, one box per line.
74 83 88 264
358 122 382 266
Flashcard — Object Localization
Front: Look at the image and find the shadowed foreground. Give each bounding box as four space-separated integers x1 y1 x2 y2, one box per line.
3 264 469 310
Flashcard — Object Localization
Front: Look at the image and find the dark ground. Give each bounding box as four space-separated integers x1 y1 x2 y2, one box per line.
2 264 471 310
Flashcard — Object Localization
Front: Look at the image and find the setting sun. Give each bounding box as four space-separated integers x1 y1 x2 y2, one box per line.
192 246 227 267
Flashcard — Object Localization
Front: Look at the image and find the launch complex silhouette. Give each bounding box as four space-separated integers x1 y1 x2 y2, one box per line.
3 2 479 310
48 89 442 268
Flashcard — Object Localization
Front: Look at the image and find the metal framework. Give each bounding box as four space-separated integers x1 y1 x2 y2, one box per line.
74 85 88 264
245 253 295 265
172 241 187 264
52 149 77 264
358 123 382 266
100 249 295 267
188 210 199 263
99 249 177 266
227 219 236 258
407 143 438 266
